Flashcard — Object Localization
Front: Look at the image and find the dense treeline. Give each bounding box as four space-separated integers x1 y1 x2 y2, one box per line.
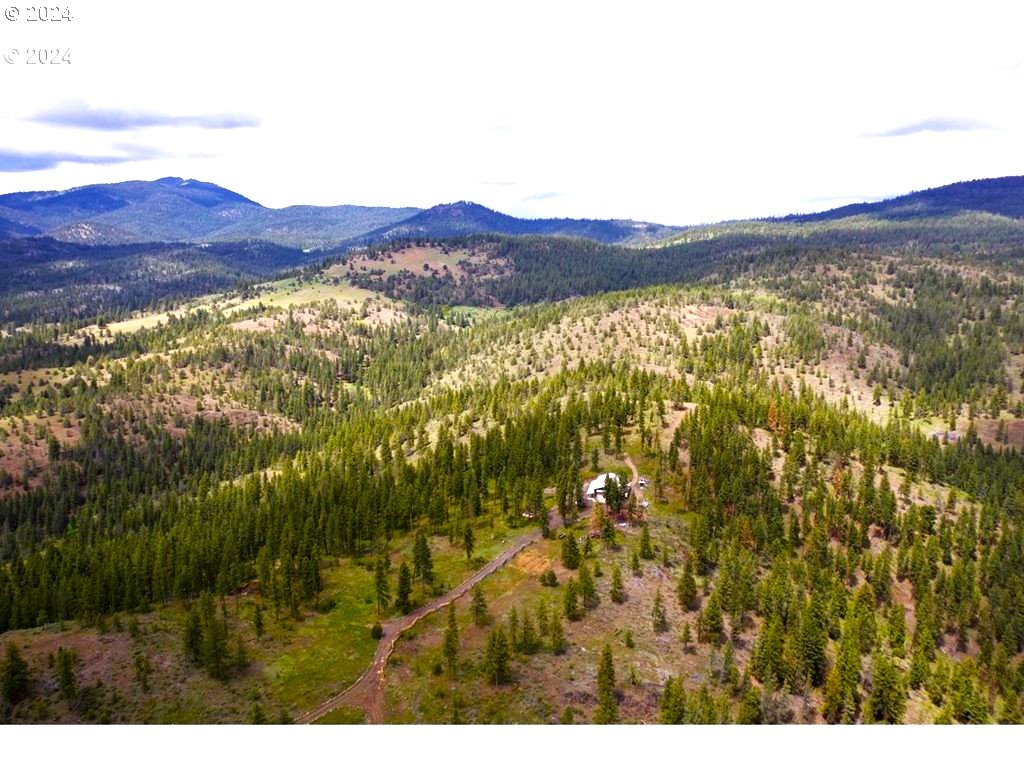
0 236 315 326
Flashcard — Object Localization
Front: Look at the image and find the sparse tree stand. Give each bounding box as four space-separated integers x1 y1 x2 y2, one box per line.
594 644 618 723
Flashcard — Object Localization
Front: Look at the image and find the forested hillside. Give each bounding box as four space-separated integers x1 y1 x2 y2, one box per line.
1 178 1024 725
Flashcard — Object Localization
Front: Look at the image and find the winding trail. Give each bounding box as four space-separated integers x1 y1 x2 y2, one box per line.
298 458 639 724
299 515 557 723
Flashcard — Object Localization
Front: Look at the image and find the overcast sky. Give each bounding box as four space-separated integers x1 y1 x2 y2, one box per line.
2 0 1023 224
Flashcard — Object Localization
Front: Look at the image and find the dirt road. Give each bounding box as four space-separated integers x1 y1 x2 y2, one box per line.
298 460 637 724
299 514 558 723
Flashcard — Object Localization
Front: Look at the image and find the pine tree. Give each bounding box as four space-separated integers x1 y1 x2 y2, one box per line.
698 591 723 644
639 525 654 559
549 611 568 655
799 599 827 687
594 644 618 723
520 610 540 654
442 602 459 678
630 549 641 576
751 615 784 686
680 620 693 651
234 636 250 672
413 532 434 584
471 584 489 626
1 642 30 704
652 587 668 632
579 563 598 611
183 604 203 663
866 648 906 723
485 626 511 685
374 556 391 616
396 561 413 614
463 523 475 561
659 676 686 724
737 686 763 724
610 564 625 604
133 652 153 692
677 558 698 611
55 646 78 703
253 603 264 640
563 577 582 621
561 534 581 569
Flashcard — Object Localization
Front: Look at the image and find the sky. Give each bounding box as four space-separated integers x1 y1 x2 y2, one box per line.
2 0 1024 225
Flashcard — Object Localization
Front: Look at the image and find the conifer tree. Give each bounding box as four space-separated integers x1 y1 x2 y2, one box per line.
396 561 413 614
549 611 568 655
659 676 686 724
639 525 654 560
253 603 264 640
610 564 625 604
698 590 723 644
1 643 30 704
579 564 598 611
442 602 459 678
563 577 582 621
680 620 693 651
471 584 489 626
133 652 152 692
652 587 668 632
594 644 618 723
677 558 698 611
866 648 906 724
485 626 511 685
463 523 475 560
55 646 78 703
413 532 434 584
520 610 540 654
561 534 581 569
374 556 391 616
183 604 203 664
737 686 763 724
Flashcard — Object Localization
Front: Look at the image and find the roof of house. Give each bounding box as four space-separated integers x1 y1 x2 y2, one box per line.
586 472 621 496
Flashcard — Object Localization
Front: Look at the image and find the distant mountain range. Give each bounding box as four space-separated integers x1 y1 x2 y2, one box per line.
349 201 684 246
0 177 684 249
0 177 419 249
783 175 1024 223
2 174 1024 253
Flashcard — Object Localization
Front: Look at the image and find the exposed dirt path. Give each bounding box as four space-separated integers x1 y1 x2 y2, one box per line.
623 454 640 488
298 507 575 724
298 456 645 725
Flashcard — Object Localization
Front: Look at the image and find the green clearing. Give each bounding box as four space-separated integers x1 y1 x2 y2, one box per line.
264 562 378 712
